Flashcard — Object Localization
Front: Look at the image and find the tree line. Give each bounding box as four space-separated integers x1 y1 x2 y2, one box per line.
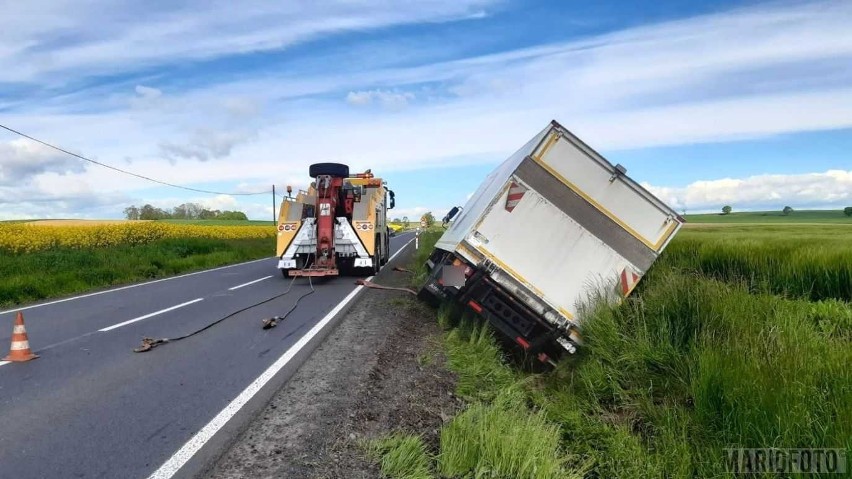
723 205 852 216
123 203 248 221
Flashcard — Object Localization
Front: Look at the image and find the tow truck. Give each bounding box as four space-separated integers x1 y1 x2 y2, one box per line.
276 163 395 277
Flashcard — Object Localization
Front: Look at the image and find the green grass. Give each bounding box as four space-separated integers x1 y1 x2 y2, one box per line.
156 219 274 226
368 434 434 479
0 238 273 307
410 229 444 288
444 316 516 403
664 225 852 301
438 389 574 479
374 224 851 478
685 209 852 224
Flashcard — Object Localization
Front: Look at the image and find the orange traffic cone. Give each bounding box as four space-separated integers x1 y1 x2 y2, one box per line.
3 312 39 362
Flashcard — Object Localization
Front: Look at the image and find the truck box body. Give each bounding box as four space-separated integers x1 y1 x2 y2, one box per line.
421 120 683 360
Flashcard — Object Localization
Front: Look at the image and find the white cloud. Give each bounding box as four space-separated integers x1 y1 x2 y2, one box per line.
134 85 161 100
0 139 86 185
159 128 256 163
1 0 851 220
644 169 852 213
0 0 497 83
201 194 239 211
346 89 415 110
389 206 435 221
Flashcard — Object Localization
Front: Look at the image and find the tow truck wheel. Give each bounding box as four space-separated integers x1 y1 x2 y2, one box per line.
309 162 349 178
381 234 390 265
373 235 382 275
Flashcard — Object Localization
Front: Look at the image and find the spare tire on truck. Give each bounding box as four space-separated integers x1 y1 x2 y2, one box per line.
309 162 349 178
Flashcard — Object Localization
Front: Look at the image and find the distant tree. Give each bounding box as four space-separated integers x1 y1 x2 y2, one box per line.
139 204 157 220
402 216 409 228
218 210 248 221
172 203 189 219
722 205 732 215
123 206 140 220
421 212 435 227
782 206 794 216
186 202 203 219
124 203 246 221
392 217 401 223
844 207 852 217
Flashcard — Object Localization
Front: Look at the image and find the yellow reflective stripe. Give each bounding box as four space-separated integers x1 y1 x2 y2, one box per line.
533 132 560 161
653 220 679 251
459 241 575 321
478 247 541 302
456 242 481 262
530 155 658 250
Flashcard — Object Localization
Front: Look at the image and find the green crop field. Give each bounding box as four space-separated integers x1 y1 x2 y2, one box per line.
376 224 851 478
685 209 852 224
157 219 275 226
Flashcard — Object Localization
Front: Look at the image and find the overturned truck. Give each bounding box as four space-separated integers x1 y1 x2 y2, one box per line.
419 120 684 364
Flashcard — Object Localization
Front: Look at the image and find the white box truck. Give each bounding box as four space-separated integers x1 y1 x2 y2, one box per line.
419 120 684 364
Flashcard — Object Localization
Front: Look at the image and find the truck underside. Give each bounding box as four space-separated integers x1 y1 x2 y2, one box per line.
418 248 577 365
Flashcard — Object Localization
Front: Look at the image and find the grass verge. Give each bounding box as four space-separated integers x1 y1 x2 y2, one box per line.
371 225 851 478
0 238 272 307
368 434 434 479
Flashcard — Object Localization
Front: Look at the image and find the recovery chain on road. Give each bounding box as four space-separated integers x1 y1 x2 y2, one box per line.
355 279 417 296
134 275 310 353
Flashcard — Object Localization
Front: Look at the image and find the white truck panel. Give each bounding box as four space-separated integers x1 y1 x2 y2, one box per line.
533 133 676 250
434 120 683 330
472 185 636 320
436 127 548 253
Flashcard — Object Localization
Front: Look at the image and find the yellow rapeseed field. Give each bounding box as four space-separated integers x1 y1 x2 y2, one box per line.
0 222 275 254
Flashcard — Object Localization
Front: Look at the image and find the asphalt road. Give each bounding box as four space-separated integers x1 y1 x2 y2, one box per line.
0 232 415 479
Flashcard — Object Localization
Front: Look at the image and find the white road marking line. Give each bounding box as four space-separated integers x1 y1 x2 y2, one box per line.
228 275 273 291
0 257 271 316
147 236 418 478
388 237 415 263
98 298 204 332
0 361 11 368
147 278 374 479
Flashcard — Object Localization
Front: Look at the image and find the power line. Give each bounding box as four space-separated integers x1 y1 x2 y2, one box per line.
0 123 269 196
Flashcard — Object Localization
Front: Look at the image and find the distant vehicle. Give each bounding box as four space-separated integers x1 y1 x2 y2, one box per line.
388 224 404 236
419 120 684 364
276 164 395 277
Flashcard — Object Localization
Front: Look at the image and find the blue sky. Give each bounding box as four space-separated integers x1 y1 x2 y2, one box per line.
0 0 850 220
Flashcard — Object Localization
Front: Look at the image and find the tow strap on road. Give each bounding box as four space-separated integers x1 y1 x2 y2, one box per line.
133 276 315 353
354 279 417 296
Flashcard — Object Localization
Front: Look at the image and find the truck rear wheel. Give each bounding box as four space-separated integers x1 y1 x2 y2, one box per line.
309 162 349 178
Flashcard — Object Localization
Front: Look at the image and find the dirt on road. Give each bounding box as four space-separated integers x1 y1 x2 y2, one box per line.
206 249 459 478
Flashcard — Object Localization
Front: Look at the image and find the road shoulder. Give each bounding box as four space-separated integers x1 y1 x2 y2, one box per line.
207 245 459 479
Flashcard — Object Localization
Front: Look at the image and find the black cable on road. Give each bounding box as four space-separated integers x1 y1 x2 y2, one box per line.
0 123 268 196
133 276 316 353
